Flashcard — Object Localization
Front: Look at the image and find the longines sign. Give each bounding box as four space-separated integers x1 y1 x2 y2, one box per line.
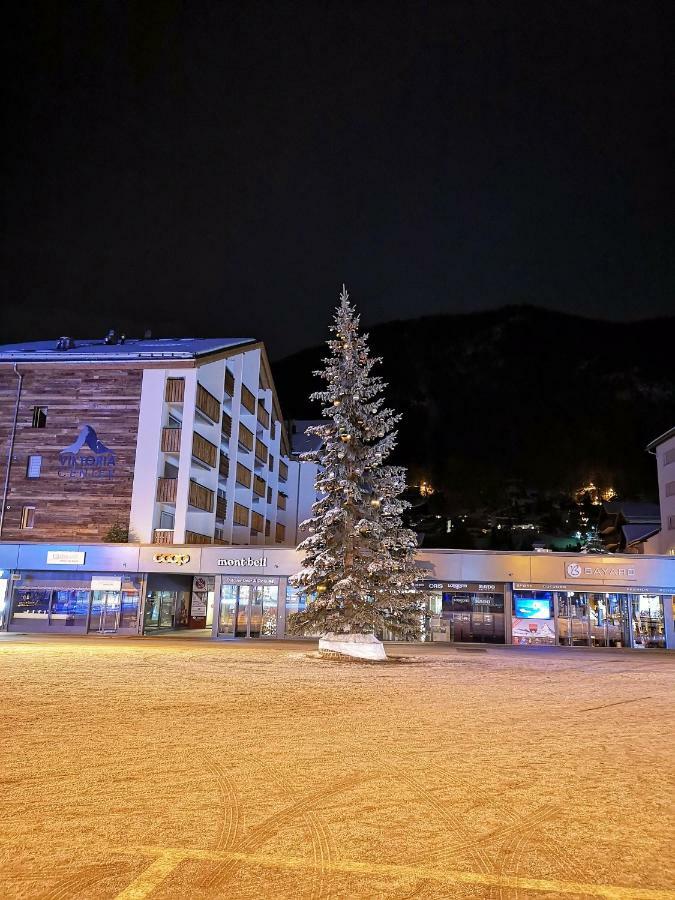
217 556 267 568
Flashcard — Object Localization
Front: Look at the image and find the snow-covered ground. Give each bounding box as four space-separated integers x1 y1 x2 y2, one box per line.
0 635 673 899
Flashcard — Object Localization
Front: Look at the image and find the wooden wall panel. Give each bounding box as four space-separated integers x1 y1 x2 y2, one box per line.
0 366 143 542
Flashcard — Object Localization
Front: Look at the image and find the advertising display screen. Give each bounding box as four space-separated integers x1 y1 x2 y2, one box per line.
514 592 553 619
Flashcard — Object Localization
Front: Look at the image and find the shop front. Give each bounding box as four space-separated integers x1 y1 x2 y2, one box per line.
512 583 668 649
421 581 506 643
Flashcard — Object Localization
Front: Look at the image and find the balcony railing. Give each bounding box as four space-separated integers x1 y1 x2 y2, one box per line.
216 496 227 520
188 479 214 512
185 530 213 545
222 411 232 438
241 384 256 415
279 460 288 482
253 474 266 497
161 427 181 453
233 503 249 527
224 368 235 397
219 453 229 479
277 492 287 511
192 432 217 468
156 477 178 503
153 528 174 544
165 378 185 403
236 462 252 488
238 423 254 452
257 403 270 429
255 439 268 466
196 383 221 423
275 523 285 543
265 520 271 537
251 511 265 534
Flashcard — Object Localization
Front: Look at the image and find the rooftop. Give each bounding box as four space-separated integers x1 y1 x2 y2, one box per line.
646 426 675 452
0 336 256 363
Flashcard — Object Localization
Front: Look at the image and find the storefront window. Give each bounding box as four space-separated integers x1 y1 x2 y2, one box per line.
512 591 555 645
12 589 51 622
120 592 140 629
557 592 589 646
260 585 278 636
631 594 665 649
50 590 89 627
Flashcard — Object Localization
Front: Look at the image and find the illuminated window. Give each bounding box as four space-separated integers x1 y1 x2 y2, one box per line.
20 506 35 529
31 407 47 428
26 455 42 478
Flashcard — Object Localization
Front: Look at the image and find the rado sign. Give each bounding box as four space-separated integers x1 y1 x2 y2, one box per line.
217 556 267 568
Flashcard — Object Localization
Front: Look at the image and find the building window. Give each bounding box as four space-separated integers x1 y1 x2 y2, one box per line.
669 516 675 530
666 482 675 498
20 506 35 529
26 455 42 478
31 407 47 428
665 448 675 466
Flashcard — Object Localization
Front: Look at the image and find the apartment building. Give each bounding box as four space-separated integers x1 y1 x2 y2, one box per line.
645 427 675 556
0 335 316 547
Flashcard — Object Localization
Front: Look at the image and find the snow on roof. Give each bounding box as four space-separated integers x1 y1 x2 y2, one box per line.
602 501 660 522
646 426 675 452
621 523 661 546
0 336 256 363
288 420 324 455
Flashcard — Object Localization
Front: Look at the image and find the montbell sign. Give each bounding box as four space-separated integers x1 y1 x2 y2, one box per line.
217 557 267 568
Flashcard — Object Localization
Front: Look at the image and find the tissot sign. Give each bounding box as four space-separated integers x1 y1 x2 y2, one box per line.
565 561 636 581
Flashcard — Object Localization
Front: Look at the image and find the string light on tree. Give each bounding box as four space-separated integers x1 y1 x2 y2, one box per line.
288 285 423 657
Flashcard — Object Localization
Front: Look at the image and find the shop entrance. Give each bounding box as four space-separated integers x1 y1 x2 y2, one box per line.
89 591 121 633
218 580 279 638
143 573 194 634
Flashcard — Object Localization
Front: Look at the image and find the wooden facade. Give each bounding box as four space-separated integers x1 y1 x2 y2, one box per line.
0 365 143 542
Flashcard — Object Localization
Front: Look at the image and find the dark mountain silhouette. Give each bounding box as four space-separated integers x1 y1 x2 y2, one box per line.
273 306 675 506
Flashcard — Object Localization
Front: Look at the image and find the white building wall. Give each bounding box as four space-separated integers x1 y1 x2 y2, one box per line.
129 370 169 542
654 434 675 555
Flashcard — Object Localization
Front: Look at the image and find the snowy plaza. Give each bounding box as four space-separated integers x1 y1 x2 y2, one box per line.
0 635 673 899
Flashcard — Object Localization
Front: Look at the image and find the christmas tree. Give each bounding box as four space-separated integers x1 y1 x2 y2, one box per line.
288 286 423 645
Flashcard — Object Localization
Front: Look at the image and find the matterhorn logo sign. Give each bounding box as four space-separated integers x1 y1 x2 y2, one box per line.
58 425 116 479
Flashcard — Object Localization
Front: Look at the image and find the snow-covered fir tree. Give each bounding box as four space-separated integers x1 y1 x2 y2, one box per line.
288 286 423 639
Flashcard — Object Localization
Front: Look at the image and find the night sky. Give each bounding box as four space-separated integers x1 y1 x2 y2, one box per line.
3 2 672 358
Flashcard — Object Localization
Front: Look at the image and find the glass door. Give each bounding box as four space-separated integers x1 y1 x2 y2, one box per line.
218 583 279 638
557 592 589 645
89 591 121 633
589 593 631 647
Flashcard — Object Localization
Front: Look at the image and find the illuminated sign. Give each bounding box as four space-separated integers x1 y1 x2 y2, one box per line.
91 576 122 591
58 425 116 480
217 556 267 568
566 562 635 579
47 550 86 565
153 553 191 565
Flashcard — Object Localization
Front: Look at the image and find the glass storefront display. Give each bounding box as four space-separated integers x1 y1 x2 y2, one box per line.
415 582 506 643
8 572 141 633
0 572 10 629
218 578 279 638
513 587 668 649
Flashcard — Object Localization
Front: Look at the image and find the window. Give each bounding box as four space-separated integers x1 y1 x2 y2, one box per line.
20 506 35 529
26 455 42 478
666 482 675 497
669 516 675 530
31 407 47 428
665 448 675 466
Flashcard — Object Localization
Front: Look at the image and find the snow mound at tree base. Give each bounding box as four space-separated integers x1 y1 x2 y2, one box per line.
318 633 387 661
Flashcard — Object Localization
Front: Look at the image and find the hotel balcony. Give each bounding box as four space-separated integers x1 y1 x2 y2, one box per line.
275 522 286 543
279 460 288 482
222 411 232 440
224 368 235 397
277 492 287 511
161 426 181 454
251 511 265 534
192 432 217 468
219 453 229 480
152 528 174 544
185 530 213 545
238 423 254 453
156 477 178 504
256 403 270 430
235 462 252 489
233 502 249 528
240 384 257 415
253 474 266 499
188 479 214 512
165 377 185 404
195 383 221 424
216 496 227 521
254 439 268 470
